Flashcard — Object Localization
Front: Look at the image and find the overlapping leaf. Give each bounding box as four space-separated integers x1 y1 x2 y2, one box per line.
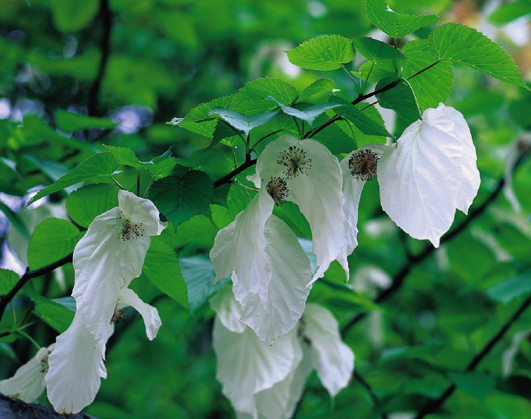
287 35 355 71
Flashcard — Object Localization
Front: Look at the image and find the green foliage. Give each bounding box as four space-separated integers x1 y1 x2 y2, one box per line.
366 0 439 39
148 170 214 230
376 78 421 128
28 153 118 205
287 35 356 71
208 108 278 136
66 184 120 228
0 269 20 295
429 23 530 90
56 110 117 133
142 236 188 310
27 218 81 270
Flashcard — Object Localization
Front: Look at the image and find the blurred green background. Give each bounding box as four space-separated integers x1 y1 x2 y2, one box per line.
1 0 531 418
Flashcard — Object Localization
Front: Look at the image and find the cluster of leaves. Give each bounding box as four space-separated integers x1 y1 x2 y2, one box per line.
1 0 531 418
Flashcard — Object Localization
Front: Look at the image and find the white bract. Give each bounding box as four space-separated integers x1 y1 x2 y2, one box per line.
211 288 354 419
45 189 166 414
210 135 348 343
378 103 480 247
340 144 388 254
0 344 54 403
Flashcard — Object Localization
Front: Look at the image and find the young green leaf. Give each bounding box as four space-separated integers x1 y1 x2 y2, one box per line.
402 39 454 112
23 283 74 333
429 23 530 90
486 274 531 304
180 254 229 313
332 97 392 137
297 79 336 103
366 0 438 39
352 37 406 68
208 108 278 136
488 1 531 25
27 152 119 205
142 236 188 309
267 96 343 128
178 96 232 138
101 145 142 168
66 184 120 228
55 109 117 133
28 218 81 270
0 269 20 295
148 170 213 230
351 61 398 83
230 77 298 116
376 78 421 127
287 35 356 71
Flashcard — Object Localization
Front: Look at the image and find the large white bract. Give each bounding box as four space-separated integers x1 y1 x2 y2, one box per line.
0 344 54 403
378 103 480 247
211 288 354 419
45 190 166 414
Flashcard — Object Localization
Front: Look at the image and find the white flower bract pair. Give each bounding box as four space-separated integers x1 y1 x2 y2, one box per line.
210 287 354 419
210 136 349 344
45 190 166 414
344 103 480 249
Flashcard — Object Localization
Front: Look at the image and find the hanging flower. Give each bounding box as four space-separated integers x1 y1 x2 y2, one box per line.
45 189 166 414
378 103 480 247
340 144 388 254
0 344 55 403
211 287 354 419
210 135 349 342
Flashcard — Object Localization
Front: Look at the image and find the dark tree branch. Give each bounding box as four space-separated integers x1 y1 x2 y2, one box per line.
341 150 529 335
87 0 112 117
0 253 73 322
415 293 531 419
212 156 257 189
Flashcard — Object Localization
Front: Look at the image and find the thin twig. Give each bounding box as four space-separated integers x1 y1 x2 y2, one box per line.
0 253 73 322
415 293 531 419
212 156 257 189
87 0 112 117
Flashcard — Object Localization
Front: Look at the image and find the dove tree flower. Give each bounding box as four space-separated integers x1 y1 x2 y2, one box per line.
377 103 480 247
340 144 388 254
45 189 166 414
0 344 54 403
210 287 354 419
210 135 348 343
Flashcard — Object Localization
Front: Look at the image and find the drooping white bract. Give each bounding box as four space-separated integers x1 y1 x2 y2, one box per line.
0 344 55 403
257 136 348 283
378 103 480 247
72 189 166 353
340 144 388 254
211 288 354 419
45 189 165 414
211 191 312 344
45 288 162 414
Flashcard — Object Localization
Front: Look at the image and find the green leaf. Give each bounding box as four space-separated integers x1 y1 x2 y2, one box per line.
402 39 454 112
49 0 99 33
148 170 213 231
101 145 142 168
267 96 343 128
56 109 117 132
230 78 299 116
448 371 496 399
287 35 356 71
145 157 181 180
178 96 232 138
28 152 119 205
352 37 406 68
206 121 243 151
489 2 531 25
312 119 356 154
23 282 74 333
428 23 530 90
0 201 30 241
0 269 20 295
142 236 188 309
297 79 336 103
347 105 389 147
351 61 399 84
273 201 312 239
376 78 421 127
487 274 531 304
27 218 80 270
333 100 392 137
366 0 438 39
179 254 229 313
66 184 120 228
208 108 278 136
